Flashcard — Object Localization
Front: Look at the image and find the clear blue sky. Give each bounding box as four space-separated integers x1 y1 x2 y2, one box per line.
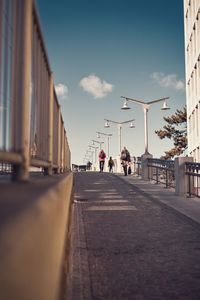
37 0 185 164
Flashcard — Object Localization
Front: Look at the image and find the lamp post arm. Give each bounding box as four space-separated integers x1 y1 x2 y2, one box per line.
147 97 169 105
104 118 135 125
96 131 112 137
104 119 120 125
121 118 135 124
121 96 146 105
92 140 104 145
121 96 169 106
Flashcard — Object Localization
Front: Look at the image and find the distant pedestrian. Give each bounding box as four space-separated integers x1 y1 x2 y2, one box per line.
120 146 131 176
108 156 114 172
98 149 106 172
86 161 92 171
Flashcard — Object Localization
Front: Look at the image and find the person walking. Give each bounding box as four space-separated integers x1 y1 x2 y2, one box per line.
120 146 131 176
98 149 106 172
108 156 114 172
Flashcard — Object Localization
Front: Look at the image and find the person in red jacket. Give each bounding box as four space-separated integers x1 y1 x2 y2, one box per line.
98 149 106 172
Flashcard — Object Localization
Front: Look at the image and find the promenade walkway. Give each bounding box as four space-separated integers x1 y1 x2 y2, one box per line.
66 172 200 300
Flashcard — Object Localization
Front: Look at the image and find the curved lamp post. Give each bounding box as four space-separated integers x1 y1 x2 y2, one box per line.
96 131 112 158
121 96 170 155
104 118 135 155
86 149 94 163
92 139 104 151
89 145 98 164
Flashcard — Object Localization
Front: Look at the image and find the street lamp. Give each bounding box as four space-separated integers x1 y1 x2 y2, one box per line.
121 96 170 156
96 131 112 157
104 118 135 155
86 149 94 163
92 139 104 150
89 145 98 164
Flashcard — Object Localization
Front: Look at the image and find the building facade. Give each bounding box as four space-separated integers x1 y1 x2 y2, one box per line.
184 0 200 161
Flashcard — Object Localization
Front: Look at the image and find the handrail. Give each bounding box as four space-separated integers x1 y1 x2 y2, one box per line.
0 151 23 165
147 158 175 188
148 158 175 170
185 162 200 197
0 0 71 181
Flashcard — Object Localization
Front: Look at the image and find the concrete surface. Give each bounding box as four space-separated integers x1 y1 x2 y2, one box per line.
67 172 200 300
0 172 73 300
118 174 200 226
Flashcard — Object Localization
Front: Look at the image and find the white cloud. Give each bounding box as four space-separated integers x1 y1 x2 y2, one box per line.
151 72 185 91
55 83 68 100
79 74 114 99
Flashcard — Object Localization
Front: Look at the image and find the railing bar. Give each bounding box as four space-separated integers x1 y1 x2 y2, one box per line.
30 158 50 168
0 150 22 164
0 1 70 179
41 50 45 159
37 37 43 157
156 167 158 184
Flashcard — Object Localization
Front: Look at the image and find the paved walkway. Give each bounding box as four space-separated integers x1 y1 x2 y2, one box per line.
67 172 200 300
117 173 200 226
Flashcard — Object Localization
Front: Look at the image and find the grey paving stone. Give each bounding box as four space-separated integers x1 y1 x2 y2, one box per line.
67 172 200 300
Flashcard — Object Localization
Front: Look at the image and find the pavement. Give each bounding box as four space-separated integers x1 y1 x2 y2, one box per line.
66 171 200 300
116 173 200 226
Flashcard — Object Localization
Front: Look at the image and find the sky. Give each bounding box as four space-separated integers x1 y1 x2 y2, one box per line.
37 0 186 165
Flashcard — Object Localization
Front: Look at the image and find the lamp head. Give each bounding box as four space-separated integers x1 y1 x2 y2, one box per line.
161 100 170 110
130 122 135 128
121 99 130 110
104 121 110 128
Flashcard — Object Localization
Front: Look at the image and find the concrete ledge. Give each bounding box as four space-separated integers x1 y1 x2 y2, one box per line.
0 172 73 300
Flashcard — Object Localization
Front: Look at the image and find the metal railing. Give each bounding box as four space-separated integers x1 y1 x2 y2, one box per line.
147 158 175 188
0 162 12 174
0 0 71 181
185 162 200 198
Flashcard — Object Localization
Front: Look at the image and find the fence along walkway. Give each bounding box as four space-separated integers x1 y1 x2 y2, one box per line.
0 0 70 181
146 157 200 198
147 158 175 188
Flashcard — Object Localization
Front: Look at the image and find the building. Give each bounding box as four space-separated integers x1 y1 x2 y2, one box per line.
184 0 200 161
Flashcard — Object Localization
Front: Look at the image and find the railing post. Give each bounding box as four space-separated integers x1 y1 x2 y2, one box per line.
175 157 193 196
188 173 192 197
12 0 33 181
156 167 158 183
57 107 61 173
68 148 71 171
44 73 54 175
148 163 153 181
165 169 168 188
141 153 153 180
